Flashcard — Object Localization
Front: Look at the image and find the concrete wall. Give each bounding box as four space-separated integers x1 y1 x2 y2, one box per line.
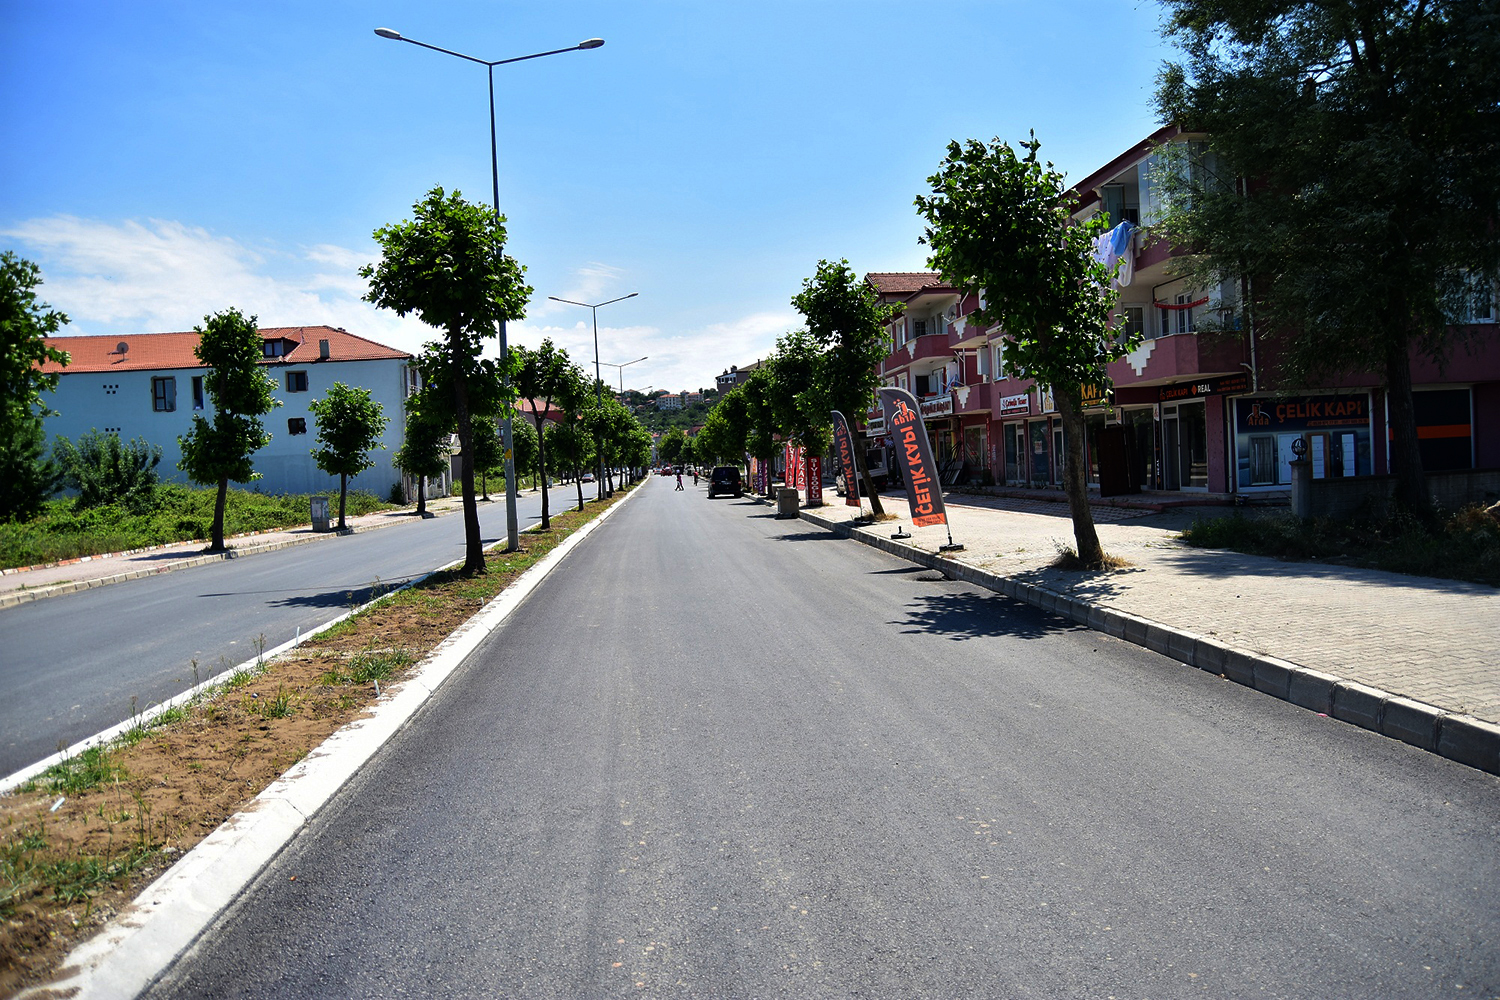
43 358 409 498
1301 468 1500 519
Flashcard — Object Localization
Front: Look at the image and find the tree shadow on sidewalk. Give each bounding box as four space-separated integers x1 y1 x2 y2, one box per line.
891 590 1082 642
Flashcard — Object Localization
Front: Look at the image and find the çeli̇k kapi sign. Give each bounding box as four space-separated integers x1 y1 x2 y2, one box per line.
878 387 948 527
831 410 861 508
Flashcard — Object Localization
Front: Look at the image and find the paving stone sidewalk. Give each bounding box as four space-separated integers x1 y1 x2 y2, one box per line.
795 489 1500 738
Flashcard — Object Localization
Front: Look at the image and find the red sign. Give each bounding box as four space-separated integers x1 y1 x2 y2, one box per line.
879 387 948 528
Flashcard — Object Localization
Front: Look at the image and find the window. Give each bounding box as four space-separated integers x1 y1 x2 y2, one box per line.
912 318 927 338
286 371 308 392
993 341 1007 381
288 417 307 435
192 376 205 409
263 339 287 358
152 376 176 412
1122 306 1145 339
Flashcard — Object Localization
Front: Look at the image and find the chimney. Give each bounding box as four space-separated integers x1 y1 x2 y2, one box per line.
319 339 330 360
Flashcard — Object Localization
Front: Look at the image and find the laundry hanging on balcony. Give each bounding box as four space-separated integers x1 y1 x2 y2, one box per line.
1092 221 1137 288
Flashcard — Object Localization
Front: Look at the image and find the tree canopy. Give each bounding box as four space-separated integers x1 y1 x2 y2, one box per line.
916 135 1135 565
309 382 388 529
514 338 583 529
1153 0 1500 516
1 251 70 521
362 186 529 572
178 308 280 551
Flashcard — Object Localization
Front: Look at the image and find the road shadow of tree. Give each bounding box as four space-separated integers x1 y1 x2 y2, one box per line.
201 577 416 610
774 531 844 543
890 589 1082 641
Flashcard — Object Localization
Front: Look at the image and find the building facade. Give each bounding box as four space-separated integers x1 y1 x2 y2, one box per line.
864 128 1500 498
40 326 415 498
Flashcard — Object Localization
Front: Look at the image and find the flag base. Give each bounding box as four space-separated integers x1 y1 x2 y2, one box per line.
939 543 965 552
892 529 912 539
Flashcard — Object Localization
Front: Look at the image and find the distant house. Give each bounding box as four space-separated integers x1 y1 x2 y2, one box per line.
39 326 414 497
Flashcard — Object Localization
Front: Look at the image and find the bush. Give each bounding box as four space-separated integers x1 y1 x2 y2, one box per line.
0 483 393 569
54 430 162 511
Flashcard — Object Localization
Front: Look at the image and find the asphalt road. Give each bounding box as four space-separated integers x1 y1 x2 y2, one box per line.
0 485 585 777
149 477 1499 999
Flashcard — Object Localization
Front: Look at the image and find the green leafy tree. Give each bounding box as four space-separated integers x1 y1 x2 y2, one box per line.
1153 0 1500 519
54 430 162 511
792 258 896 514
512 415 539 488
393 394 451 517
916 135 1136 567
178 308 281 552
472 418 503 500
1 252 71 521
545 418 594 512
515 339 583 529
308 382 388 530
659 427 687 465
362 186 530 572
765 330 832 498
625 426 654 481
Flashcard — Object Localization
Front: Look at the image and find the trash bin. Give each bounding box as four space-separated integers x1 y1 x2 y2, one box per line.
311 495 331 532
776 486 800 520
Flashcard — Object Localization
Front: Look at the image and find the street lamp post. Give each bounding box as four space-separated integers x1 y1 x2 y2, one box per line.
375 27 603 552
602 356 648 395
547 293 637 500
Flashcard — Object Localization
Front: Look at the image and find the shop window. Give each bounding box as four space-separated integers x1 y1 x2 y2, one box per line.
1248 435 1278 485
151 376 176 412
286 371 309 393
288 417 307 435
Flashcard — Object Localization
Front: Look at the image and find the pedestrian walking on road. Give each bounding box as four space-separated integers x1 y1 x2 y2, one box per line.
675 472 684 491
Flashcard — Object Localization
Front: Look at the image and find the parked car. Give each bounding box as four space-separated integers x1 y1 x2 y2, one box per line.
707 466 743 498
582 472 595 483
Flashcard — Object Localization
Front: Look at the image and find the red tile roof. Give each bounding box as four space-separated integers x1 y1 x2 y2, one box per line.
865 272 946 296
40 326 411 374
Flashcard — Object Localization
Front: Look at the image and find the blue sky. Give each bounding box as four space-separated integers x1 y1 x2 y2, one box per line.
2 0 1175 396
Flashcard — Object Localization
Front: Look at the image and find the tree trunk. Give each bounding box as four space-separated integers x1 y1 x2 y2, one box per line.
575 467 585 512
337 473 348 530
451 354 484 575
210 477 229 552
416 476 427 517
853 428 885 517
1056 391 1104 566
1383 335 1433 521
535 418 550 530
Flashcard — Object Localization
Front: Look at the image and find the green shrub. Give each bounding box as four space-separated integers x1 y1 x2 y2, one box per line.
53 430 162 511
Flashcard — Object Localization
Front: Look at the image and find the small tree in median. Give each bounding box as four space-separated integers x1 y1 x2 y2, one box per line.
362 186 530 573
916 135 1137 567
515 339 582 529
309 382 388 530
178 308 281 552
393 394 451 517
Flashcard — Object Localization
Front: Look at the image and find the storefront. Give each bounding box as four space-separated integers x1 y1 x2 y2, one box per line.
1233 392 1373 491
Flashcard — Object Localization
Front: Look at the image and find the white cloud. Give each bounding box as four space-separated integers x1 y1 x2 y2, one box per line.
3 215 792 397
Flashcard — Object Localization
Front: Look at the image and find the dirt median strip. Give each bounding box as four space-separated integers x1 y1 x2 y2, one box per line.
1 484 642 999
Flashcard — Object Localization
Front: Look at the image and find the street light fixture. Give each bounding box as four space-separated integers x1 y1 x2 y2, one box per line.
547 293 638 499
375 27 603 552
601 356 648 395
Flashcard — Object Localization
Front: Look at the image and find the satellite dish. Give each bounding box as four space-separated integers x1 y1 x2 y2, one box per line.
115 342 129 355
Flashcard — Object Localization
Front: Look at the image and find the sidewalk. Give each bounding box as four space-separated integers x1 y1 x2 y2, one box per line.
0 495 472 608
785 486 1500 775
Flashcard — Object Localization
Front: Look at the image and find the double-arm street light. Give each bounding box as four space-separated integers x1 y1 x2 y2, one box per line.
375 27 603 552
547 293 638 499
602 356 648 395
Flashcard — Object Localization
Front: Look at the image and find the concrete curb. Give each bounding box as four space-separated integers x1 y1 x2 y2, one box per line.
795 505 1500 778
23 485 643 1000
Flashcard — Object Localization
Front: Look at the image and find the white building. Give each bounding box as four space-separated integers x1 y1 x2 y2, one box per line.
40 326 414 498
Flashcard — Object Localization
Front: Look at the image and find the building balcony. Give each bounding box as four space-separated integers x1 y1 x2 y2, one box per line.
951 380 995 414
882 333 954 373
1110 330 1244 388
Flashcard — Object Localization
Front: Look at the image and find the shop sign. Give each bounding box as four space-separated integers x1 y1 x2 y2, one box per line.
1159 372 1251 403
1237 393 1369 431
1079 382 1113 408
999 391 1031 416
921 395 953 418
866 414 885 434
1038 387 1056 413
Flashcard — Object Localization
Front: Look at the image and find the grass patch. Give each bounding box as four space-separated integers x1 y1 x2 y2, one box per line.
0 483 393 570
1049 543 1132 572
1181 504 1500 586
